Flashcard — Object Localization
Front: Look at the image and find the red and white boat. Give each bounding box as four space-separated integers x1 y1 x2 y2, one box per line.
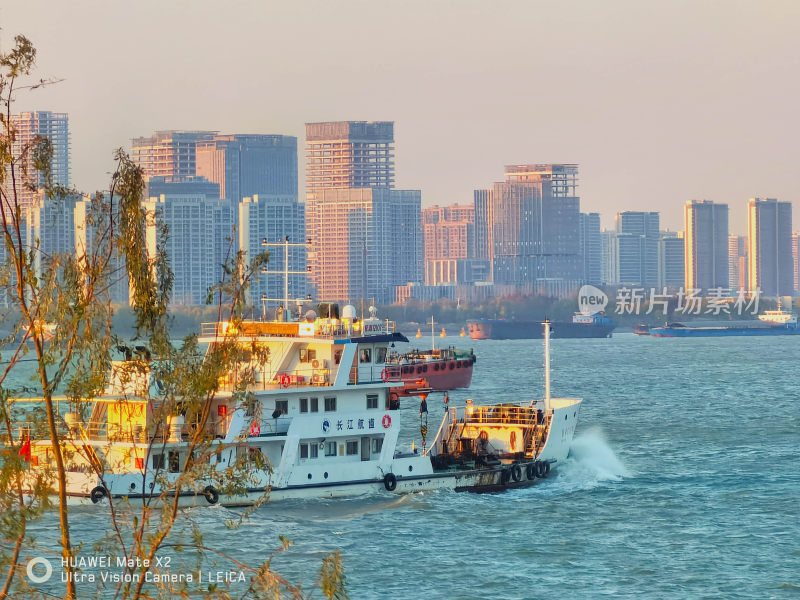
381 346 475 390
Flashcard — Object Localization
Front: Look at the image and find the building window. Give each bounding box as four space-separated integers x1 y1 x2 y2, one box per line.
324 397 336 411
372 438 383 454
276 400 288 415
325 441 337 456
300 443 309 459
346 440 358 456
367 394 378 409
310 444 319 458
310 397 319 412
300 398 308 413
360 348 371 363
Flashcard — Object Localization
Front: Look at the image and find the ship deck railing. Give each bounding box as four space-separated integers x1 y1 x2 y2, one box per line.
199 320 397 340
451 403 547 426
4 418 232 446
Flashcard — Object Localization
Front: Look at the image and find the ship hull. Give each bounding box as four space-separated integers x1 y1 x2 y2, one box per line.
468 319 615 340
395 361 473 389
650 325 800 337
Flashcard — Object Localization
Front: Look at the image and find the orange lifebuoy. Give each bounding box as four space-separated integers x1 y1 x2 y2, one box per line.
250 421 260 436
280 373 291 388
382 414 392 428
510 430 517 451
381 369 390 382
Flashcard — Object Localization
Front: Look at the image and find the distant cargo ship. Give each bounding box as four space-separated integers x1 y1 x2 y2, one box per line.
467 313 616 340
650 309 800 337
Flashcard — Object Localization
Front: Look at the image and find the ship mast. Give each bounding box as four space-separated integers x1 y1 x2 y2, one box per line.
543 319 551 412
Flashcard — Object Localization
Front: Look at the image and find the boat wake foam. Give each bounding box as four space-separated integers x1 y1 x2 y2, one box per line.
564 427 629 483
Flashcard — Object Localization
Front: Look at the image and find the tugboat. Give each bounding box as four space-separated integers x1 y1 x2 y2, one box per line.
8 309 578 506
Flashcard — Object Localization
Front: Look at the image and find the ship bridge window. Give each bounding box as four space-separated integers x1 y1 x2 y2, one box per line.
346 440 358 456
324 396 336 411
372 438 383 453
275 400 288 415
168 451 180 473
334 350 343 365
310 444 319 458
366 394 378 409
300 398 308 413
360 348 372 363
300 443 309 459
325 441 336 456
376 347 387 364
310 397 319 412
153 453 165 470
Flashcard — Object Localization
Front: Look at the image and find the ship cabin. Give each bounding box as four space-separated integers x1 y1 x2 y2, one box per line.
196 304 415 489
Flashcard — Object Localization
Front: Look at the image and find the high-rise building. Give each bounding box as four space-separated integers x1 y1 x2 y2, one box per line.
658 232 685 289
579 212 602 285
485 164 582 287
8 111 70 212
131 131 216 180
615 211 660 286
74 196 129 305
24 191 77 284
473 189 491 262
305 121 394 193
422 204 474 261
196 134 297 201
747 198 793 297
305 188 421 303
728 235 748 292
238 194 307 308
793 232 800 295
684 200 729 291
143 180 238 306
304 121 421 301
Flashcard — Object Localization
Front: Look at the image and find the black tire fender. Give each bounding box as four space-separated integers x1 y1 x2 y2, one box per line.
383 472 397 491
526 462 537 480
500 468 511 485
511 464 522 482
204 485 220 505
90 486 107 504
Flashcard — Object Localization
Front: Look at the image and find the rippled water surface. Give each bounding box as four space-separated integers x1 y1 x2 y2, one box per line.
21 334 800 598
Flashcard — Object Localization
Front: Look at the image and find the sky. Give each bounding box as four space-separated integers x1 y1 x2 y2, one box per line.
2 0 799 233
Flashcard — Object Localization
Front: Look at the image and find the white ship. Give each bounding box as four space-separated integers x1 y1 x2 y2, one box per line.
8 306 581 507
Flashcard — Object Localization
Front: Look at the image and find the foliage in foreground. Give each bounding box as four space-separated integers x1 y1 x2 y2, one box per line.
0 34 347 599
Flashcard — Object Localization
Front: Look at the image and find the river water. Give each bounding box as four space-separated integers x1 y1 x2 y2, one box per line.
15 333 800 598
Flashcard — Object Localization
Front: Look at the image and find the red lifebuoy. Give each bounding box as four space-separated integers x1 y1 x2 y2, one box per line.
382 414 392 428
250 421 261 436
280 373 291 388
478 429 489 441
381 369 389 382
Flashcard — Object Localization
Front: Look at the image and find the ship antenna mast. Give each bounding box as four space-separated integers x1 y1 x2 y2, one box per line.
543 319 551 412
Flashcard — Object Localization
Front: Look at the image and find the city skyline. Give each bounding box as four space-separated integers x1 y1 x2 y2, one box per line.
3 1 799 233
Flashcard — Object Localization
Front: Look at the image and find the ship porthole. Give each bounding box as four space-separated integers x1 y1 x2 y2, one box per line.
565 414 568 420
408 465 413 472
307 473 312 479
324 472 328 479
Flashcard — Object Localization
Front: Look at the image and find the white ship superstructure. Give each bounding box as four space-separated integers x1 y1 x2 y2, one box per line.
8 307 581 506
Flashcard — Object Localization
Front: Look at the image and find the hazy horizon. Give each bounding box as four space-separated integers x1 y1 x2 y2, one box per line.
3 0 799 233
